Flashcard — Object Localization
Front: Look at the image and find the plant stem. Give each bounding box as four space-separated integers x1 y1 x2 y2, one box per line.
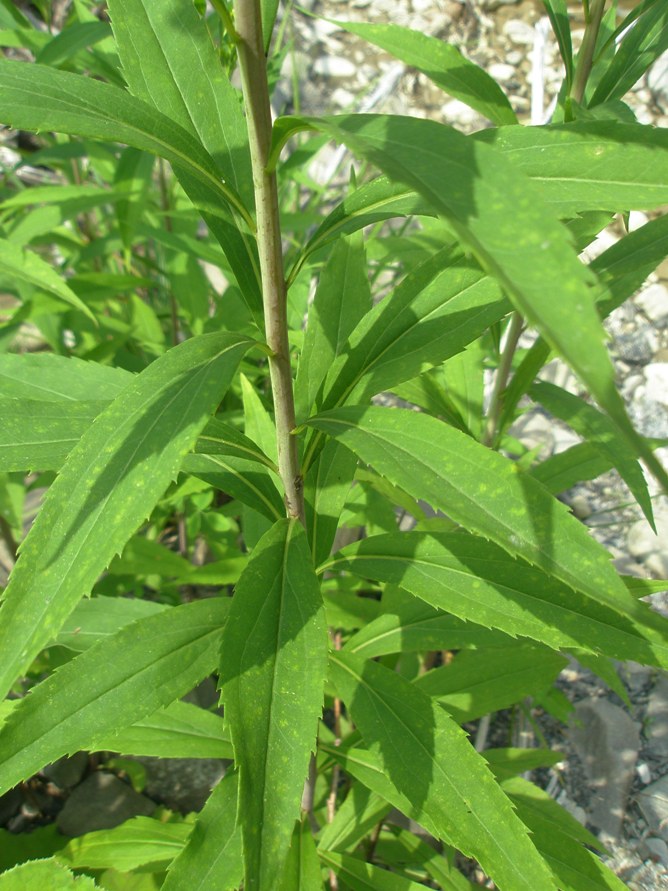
233 0 304 523
482 311 524 448
570 0 607 105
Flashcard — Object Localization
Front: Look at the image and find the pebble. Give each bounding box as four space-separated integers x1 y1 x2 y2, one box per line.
488 62 516 82
647 51 668 103
312 56 357 78
644 363 668 407
646 675 668 758
637 774 668 840
441 98 481 126
627 507 668 560
615 329 656 365
503 19 536 47
332 86 356 107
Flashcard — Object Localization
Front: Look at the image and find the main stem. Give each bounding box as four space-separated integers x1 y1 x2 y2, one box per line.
234 0 304 523
570 0 607 105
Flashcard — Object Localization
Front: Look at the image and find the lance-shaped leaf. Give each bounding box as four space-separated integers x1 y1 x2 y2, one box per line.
415 644 567 723
329 650 557 890
183 454 284 520
317 786 391 855
278 818 324 891
276 113 668 492
474 121 668 215
56 596 167 652
0 332 252 700
288 176 436 285
308 406 635 607
0 60 252 228
92 700 233 760
108 0 252 204
529 442 613 495
0 352 132 402
530 380 654 526
332 21 516 126
344 600 514 660
0 598 228 796
304 439 358 566
0 237 94 320
0 399 107 471
327 530 668 668
295 232 371 421
163 771 243 891
319 850 429 891
501 777 628 891
57 816 191 873
543 0 573 89
0 859 97 890
219 520 327 891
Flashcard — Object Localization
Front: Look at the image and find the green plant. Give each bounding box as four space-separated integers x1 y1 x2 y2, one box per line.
0 0 667 887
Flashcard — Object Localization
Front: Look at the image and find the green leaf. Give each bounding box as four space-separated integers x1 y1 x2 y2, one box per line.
415 644 567 722
0 352 132 402
55 596 167 652
308 406 631 607
501 777 627 890
474 122 668 215
195 416 277 470
0 237 94 320
261 0 280 51
107 0 252 206
183 454 284 520
304 247 508 468
317 785 391 854
331 21 517 127
529 442 612 494
319 850 429 890
0 60 252 229
93 700 233 760
304 439 358 566
543 0 573 89
591 4 668 105
279 113 668 493
0 332 252 700
329 650 557 891
391 827 477 891
0 598 227 797
278 818 324 891
296 233 371 421
483 748 564 783
219 520 328 891
345 599 514 659
288 175 436 285
35 21 112 66
0 399 107 471
530 380 654 526
0 859 97 890
115 148 156 250
163 771 243 891
57 816 191 872
327 530 668 668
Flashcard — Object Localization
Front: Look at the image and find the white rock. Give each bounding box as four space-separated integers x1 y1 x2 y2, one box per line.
648 50 668 102
628 210 650 232
478 0 521 9
331 87 356 108
628 507 668 559
488 63 516 82
503 19 536 46
411 0 432 11
312 56 357 79
644 363 668 407
637 283 668 324
441 98 479 125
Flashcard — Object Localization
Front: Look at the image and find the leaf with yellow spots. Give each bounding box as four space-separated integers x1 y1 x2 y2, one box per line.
0 332 253 700
219 520 327 891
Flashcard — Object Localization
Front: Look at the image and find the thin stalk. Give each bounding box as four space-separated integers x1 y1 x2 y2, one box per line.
482 311 524 448
234 0 304 523
570 0 607 105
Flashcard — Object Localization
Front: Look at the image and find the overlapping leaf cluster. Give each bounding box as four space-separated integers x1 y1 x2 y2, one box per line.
0 0 666 888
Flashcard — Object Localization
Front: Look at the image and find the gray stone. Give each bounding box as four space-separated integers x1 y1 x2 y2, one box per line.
647 675 668 758
615 330 655 365
637 283 668 326
570 699 640 839
132 757 225 813
644 836 668 867
629 396 668 439
637 774 668 840
618 661 653 696
56 771 155 837
42 752 89 789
